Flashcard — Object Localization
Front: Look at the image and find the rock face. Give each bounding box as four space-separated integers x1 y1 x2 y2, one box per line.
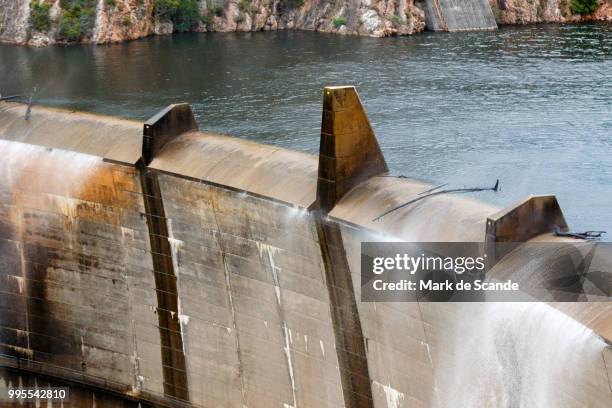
94 0 156 44
0 0 30 43
0 0 426 46
489 0 612 24
216 0 427 37
1 0 611 45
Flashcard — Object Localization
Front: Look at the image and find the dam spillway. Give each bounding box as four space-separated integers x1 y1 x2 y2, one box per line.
0 87 611 407
422 0 498 32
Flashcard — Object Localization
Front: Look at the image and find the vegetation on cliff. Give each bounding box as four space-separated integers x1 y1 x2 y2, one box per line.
234 12 245 23
332 16 347 28
571 0 598 14
59 0 96 41
389 14 401 27
154 0 200 31
12 0 611 47
280 0 305 8
29 1 52 31
490 0 607 24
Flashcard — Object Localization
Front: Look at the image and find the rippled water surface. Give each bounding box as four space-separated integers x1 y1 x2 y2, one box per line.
1 24 611 233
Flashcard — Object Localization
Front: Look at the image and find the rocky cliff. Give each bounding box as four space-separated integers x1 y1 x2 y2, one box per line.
1 0 611 46
0 0 30 43
0 0 427 46
489 0 612 24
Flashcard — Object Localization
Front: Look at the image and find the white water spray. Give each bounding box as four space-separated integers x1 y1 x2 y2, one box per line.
257 242 299 408
431 302 611 407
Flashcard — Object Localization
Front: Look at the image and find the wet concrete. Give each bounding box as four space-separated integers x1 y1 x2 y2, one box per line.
317 86 388 213
149 131 318 209
0 102 142 165
0 87 611 407
154 172 346 407
315 217 373 408
0 141 168 404
139 169 189 401
422 0 497 32
0 365 152 407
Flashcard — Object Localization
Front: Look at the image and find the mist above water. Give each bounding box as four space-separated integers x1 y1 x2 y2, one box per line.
0 140 100 188
1 24 611 233
431 302 610 407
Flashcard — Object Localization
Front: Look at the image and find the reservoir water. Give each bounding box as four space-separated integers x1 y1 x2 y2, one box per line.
1 24 610 234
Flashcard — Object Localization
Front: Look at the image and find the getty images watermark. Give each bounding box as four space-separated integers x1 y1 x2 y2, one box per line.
361 242 612 302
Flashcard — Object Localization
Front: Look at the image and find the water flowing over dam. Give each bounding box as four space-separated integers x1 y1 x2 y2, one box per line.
422 0 498 31
0 87 610 407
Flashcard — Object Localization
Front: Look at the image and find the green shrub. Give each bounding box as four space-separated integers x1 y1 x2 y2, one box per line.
154 0 199 31
571 0 598 14
105 0 115 7
234 12 245 23
154 0 179 16
122 15 132 25
201 13 212 25
213 6 223 16
389 14 401 27
332 16 346 29
30 1 52 31
59 0 96 41
280 0 304 8
237 0 259 15
173 0 199 31
405 11 413 25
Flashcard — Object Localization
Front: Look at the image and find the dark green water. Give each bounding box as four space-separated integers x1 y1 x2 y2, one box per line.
1 24 611 234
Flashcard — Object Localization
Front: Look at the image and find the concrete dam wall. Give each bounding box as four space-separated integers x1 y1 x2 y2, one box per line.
0 87 611 407
422 0 498 31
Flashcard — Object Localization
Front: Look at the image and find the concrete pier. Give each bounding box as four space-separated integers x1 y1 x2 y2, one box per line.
0 88 610 407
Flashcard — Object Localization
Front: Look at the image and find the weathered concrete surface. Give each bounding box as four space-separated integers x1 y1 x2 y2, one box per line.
485 194 569 264
0 140 167 401
143 104 198 166
329 175 498 242
149 131 318 209
423 0 498 31
0 102 142 165
0 365 153 407
317 86 388 213
488 240 612 301
157 174 345 408
336 222 438 407
553 302 612 341
0 89 611 408
139 169 189 401
315 219 373 408
487 195 568 243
